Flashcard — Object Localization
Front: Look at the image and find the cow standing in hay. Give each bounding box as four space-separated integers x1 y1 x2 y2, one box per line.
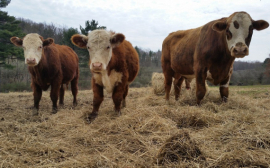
10 33 79 115
162 11 269 105
71 30 139 122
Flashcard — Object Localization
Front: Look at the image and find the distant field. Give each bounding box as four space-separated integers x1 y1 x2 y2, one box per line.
0 84 270 167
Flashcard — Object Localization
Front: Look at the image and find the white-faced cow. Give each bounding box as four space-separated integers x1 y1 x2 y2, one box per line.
162 12 269 105
10 33 79 115
71 30 139 122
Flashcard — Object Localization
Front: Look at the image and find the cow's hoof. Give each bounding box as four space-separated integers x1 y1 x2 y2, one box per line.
121 100 126 108
166 100 170 105
87 113 98 123
32 109 39 116
116 110 122 116
196 103 201 107
222 97 228 103
73 102 78 107
52 108 58 114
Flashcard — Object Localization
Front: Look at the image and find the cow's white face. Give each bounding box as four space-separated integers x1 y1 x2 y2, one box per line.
212 12 269 58
10 33 54 66
87 30 113 72
71 30 125 73
22 34 43 66
226 13 252 58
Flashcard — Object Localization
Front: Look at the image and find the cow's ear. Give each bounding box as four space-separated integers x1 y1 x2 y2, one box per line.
110 33 125 48
43 38 54 47
253 20 269 31
10 37 23 47
212 21 227 32
71 34 88 49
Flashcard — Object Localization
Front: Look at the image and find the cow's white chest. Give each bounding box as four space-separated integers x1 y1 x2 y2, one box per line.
93 69 123 93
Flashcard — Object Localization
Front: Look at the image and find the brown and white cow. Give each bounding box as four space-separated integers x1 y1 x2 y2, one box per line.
71 30 139 122
162 12 269 105
10 33 79 114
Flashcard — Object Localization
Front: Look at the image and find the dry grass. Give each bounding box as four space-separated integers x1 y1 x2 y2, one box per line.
0 84 270 167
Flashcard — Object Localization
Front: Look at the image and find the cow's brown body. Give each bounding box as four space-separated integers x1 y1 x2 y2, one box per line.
30 43 79 113
162 12 269 104
71 30 139 122
91 40 139 116
11 34 79 114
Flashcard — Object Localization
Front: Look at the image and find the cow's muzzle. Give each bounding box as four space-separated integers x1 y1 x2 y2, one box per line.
92 62 103 72
231 42 249 58
26 58 37 66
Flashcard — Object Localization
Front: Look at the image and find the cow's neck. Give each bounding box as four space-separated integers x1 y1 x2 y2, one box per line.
222 31 235 68
35 53 47 71
93 69 123 93
30 52 49 86
213 31 235 66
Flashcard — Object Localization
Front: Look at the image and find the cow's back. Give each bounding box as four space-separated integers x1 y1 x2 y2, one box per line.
54 44 79 84
162 27 201 75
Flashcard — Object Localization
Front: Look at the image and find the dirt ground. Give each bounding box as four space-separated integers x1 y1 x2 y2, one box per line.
0 84 270 167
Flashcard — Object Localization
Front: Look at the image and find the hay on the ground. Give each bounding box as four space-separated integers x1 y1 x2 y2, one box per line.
156 131 204 165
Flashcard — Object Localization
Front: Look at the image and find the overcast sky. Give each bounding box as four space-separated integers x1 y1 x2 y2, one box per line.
3 0 270 62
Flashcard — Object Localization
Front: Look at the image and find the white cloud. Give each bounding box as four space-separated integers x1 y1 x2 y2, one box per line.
3 0 270 61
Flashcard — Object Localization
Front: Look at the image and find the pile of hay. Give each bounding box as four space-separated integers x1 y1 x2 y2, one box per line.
156 131 204 165
151 72 209 97
151 72 169 95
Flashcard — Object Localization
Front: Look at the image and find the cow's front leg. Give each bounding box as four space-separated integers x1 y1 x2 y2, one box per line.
33 83 42 115
50 81 61 114
196 68 207 105
219 77 230 102
112 83 126 116
88 82 104 123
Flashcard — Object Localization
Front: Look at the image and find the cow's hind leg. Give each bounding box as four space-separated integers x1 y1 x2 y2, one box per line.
163 64 174 103
71 76 78 106
122 85 129 108
185 78 192 90
174 74 184 101
59 84 65 106
33 83 42 115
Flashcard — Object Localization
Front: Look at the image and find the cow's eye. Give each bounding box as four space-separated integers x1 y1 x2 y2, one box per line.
38 46 42 49
87 46 90 50
107 46 110 49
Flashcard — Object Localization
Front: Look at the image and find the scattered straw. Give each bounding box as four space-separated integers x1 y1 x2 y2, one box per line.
0 84 270 167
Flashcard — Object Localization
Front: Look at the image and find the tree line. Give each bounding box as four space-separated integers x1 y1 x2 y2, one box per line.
0 0 270 92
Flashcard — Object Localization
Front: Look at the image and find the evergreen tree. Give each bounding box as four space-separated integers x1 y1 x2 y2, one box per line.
0 0 25 69
62 27 80 50
0 0 10 7
80 20 106 35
